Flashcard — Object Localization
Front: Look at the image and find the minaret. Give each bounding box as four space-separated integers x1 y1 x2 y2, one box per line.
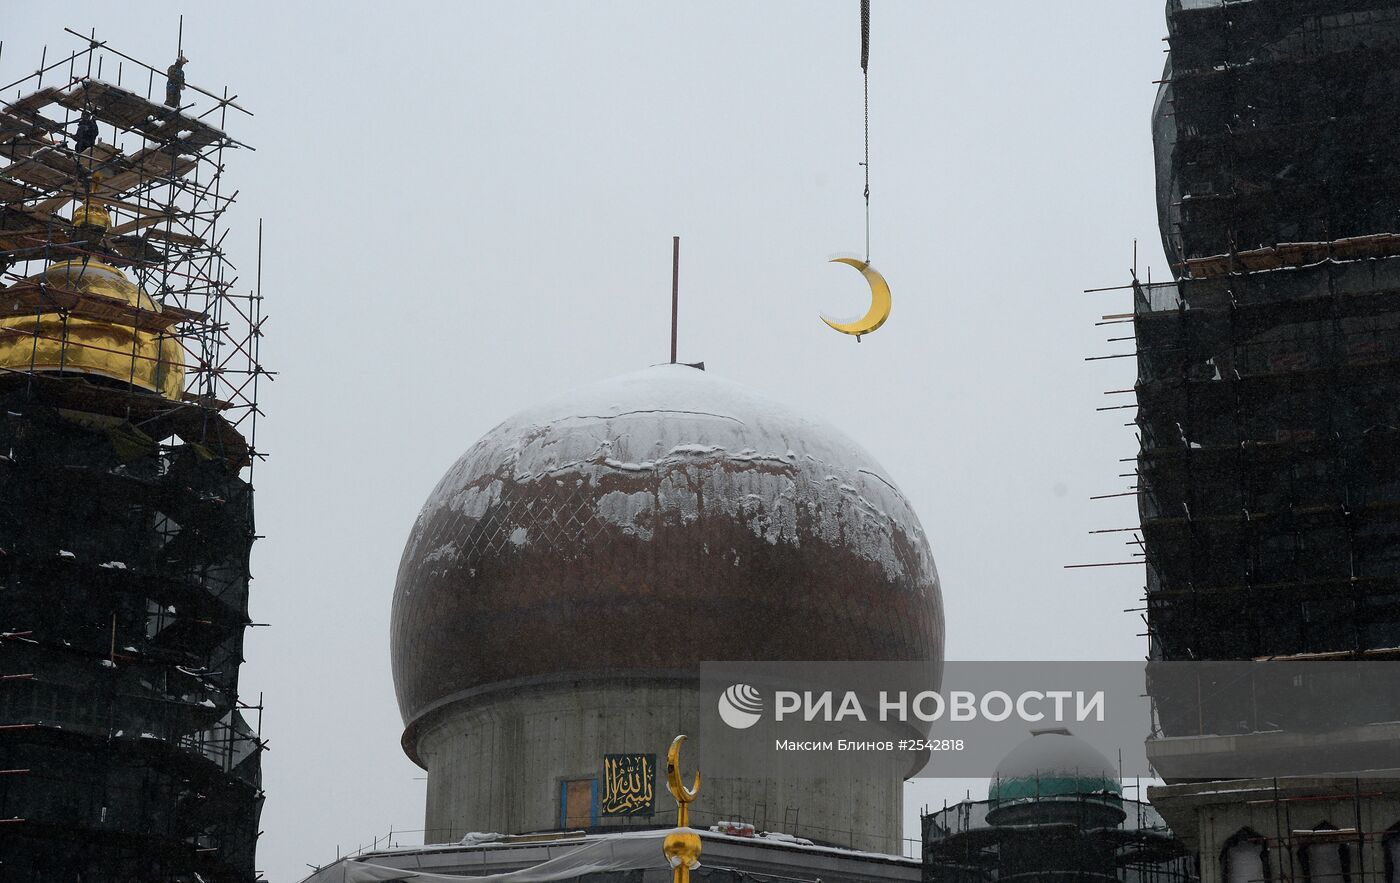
0 183 262 879
1128 3 1400 880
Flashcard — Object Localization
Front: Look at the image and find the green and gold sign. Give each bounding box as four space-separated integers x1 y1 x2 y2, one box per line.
601 753 656 816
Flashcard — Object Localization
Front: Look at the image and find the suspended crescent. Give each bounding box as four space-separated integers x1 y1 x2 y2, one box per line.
821 257 891 338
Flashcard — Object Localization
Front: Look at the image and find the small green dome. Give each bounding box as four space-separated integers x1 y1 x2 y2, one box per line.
988 730 1122 803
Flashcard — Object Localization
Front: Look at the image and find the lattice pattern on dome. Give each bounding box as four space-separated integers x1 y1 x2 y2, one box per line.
441 483 616 565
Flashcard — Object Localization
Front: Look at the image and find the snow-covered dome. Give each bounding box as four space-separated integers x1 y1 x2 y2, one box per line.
390 363 943 738
989 730 1122 804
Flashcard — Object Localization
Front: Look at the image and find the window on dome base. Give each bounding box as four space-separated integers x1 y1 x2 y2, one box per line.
560 778 597 829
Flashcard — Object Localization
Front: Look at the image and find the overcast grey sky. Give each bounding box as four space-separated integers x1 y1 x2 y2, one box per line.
8 3 1167 880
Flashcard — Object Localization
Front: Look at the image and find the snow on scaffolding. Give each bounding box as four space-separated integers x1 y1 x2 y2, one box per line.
0 30 268 465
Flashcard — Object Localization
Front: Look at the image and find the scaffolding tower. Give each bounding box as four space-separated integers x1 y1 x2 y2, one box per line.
1148 775 1400 883
922 794 1195 883
1070 2 1400 879
1087 0 1400 669
0 28 267 883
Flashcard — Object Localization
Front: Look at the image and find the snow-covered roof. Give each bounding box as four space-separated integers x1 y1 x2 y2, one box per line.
406 363 937 584
392 363 944 727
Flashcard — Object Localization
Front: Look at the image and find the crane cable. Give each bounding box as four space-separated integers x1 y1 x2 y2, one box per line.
860 0 871 262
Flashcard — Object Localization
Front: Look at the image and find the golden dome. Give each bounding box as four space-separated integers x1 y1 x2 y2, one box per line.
70 201 112 232
0 197 185 399
70 176 113 234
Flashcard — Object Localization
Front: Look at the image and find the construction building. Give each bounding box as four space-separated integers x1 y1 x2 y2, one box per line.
1090 1 1400 880
1138 0 1400 665
307 361 940 879
922 731 1194 883
390 363 942 854
0 32 267 882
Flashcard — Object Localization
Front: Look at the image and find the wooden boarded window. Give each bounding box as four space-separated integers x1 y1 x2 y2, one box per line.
559 778 597 829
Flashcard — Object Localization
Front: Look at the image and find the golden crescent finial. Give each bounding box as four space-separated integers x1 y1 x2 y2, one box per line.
72 172 111 232
666 734 700 805
663 735 702 883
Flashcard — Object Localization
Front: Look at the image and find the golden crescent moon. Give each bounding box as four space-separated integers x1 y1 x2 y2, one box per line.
666 735 700 804
821 257 891 338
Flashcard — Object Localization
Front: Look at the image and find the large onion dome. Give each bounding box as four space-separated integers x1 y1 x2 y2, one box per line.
391 363 943 746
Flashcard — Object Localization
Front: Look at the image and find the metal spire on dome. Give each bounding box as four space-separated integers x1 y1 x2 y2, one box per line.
670 236 679 364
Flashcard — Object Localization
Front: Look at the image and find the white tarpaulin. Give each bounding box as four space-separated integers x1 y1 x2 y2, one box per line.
328 830 676 883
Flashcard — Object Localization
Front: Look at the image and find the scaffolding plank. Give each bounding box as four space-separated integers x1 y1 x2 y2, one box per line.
1184 234 1400 278
144 229 205 249
0 179 45 205
0 372 248 466
0 279 204 330
4 88 62 115
55 80 227 151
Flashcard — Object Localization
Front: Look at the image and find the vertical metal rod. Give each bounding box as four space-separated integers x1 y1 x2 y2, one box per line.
249 217 263 477
861 0 871 262
670 236 679 364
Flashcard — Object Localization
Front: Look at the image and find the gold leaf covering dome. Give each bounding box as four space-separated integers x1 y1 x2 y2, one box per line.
0 190 185 399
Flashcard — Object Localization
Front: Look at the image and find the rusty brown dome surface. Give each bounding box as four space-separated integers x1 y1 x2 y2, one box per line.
391 363 943 731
